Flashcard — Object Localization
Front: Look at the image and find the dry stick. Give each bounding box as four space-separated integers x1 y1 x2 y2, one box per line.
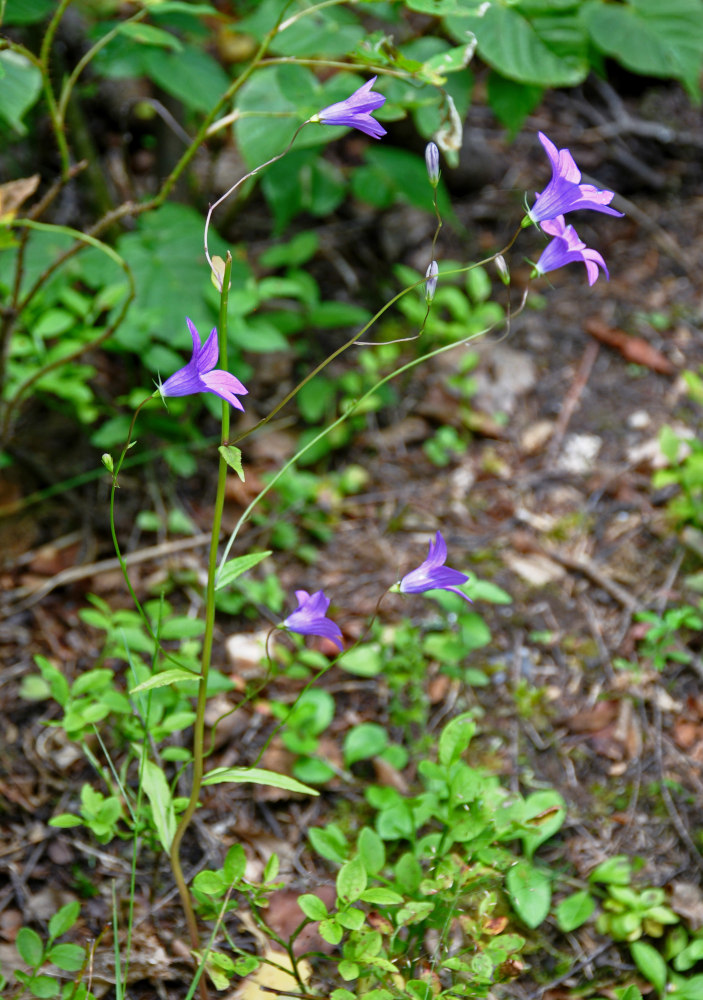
546 339 600 466
2 533 212 614
652 698 703 874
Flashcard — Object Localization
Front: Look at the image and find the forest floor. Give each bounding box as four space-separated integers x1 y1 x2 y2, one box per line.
1 80 703 1000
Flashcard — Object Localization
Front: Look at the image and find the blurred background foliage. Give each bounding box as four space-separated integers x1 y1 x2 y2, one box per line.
0 0 701 475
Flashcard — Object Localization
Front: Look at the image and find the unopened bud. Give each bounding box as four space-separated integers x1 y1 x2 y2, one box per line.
495 254 510 285
101 453 114 474
425 260 439 302
425 142 440 187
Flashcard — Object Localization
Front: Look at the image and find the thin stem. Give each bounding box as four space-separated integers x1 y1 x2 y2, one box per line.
204 123 309 285
168 253 233 1000
39 0 73 174
57 10 148 124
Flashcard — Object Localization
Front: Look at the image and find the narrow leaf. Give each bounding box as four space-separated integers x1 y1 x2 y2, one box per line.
201 766 318 795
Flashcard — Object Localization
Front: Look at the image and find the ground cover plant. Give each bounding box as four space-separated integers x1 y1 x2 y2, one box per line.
2 2 703 1000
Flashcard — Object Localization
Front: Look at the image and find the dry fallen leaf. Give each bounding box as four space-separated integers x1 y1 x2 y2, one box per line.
585 317 675 375
235 945 312 1000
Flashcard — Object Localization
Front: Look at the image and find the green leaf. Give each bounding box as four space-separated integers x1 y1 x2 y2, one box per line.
48 813 82 829
344 723 388 766
438 712 476 767
339 643 382 677
17 926 44 968
519 790 566 859
219 445 244 481
506 861 551 929
129 667 200 694
556 890 595 932
223 844 246 884
360 888 404 905
583 0 703 101
24 974 58 998
486 72 543 136
141 760 177 851
319 918 344 945
117 22 183 50
215 551 271 591
674 940 703 972
46 943 85 972
192 870 227 896
589 855 633 885
631 940 668 996
357 827 385 876
446 5 587 86
309 823 349 863
0 51 43 133
298 893 329 921
201 766 319 795
1 0 54 24
336 856 367 903
48 902 80 941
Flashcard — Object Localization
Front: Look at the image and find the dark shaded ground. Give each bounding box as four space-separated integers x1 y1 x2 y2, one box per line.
1 80 703 998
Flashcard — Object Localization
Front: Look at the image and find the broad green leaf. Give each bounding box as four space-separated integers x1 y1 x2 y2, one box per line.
23 974 58 998
117 22 183 50
219 445 244 481
589 855 633 885
336 856 367 903
344 723 388 766
129 667 200 694
506 861 551 928
215 550 271 590
339 642 382 677
309 823 348 863
446 5 587 86
298 893 329 921
631 940 668 995
46 943 85 972
141 760 176 851
201 766 318 795
519 790 566 859
271 4 364 58
556 890 595 932
48 813 82 829
438 712 476 767
0 51 43 133
16 926 44 968
582 0 703 101
360 888 403 905
223 844 246 883
358 827 385 876
48 901 80 940
1 0 54 24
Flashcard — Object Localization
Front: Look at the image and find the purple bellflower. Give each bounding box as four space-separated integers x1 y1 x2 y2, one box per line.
281 590 343 651
534 215 609 286
395 531 473 604
160 318 248 410
527 132 623 225
313 76 386 139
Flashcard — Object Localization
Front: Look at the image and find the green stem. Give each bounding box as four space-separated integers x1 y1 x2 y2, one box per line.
39 0 73 175
168 253 233 1000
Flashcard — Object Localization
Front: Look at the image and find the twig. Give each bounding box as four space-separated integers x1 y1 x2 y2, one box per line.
2 533 212 614
652 698 703 874
546 339 599 466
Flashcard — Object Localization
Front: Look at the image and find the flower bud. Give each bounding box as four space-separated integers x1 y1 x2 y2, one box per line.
425 142 440 187
495 254 510 285
425 260 439 302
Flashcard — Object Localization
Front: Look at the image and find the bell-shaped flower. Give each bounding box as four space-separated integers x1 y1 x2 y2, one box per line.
393 531 472 603
312 76 386 139
281 590 343 650
533 216 609 286
527 132 623 224
160 318 248 410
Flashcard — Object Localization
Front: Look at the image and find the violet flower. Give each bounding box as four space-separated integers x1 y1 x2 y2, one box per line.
160 318 248 410
394 531 472 604
281 590 343 650
534 215 609 286
313 76 386 139
527 132 623 225
425 142 440 186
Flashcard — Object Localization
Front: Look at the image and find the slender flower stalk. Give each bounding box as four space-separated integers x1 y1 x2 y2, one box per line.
392 531 473 603
533 215 609 285
158 318 248 409
526 132 624 225
310 76 386 139
280 590 343 650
